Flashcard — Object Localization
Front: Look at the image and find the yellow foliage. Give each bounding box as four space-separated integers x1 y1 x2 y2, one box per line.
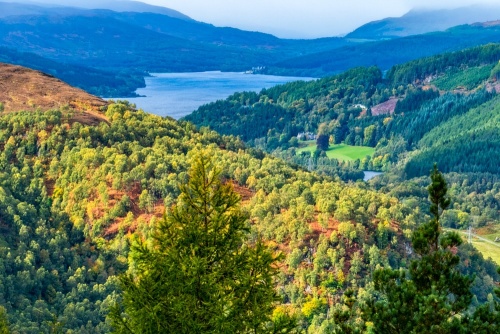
301 297 327 318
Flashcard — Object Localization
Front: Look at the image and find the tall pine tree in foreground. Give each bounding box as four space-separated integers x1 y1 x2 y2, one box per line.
109 153 285 333
364 164 473 333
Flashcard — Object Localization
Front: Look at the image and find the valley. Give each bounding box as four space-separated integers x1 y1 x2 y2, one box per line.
115 71 314 119
0 1 499 333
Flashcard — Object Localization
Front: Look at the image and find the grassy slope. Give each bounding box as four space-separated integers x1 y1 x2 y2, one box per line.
448 228 500 265
297 141 375 161
472 240 500 265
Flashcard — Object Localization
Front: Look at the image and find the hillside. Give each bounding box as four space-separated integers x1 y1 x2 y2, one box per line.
0 61 498 332
0 0 192 19
0 46 145 97
0 62 108 124
56 0 193 19
0 2 349 74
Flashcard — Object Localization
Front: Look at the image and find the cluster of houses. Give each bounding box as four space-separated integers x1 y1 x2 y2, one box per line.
243 66 266 74
297 132 317 140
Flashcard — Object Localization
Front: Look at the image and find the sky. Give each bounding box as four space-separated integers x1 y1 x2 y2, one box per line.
139 0 500 38
17 0 500 38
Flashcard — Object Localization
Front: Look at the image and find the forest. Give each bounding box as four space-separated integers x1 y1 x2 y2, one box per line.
0 97 498 332
0 35 500 332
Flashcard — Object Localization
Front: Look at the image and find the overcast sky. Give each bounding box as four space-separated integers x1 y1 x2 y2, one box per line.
139 0 500 38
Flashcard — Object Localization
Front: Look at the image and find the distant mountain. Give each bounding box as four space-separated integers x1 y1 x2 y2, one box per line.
346 5 500 40
3 1 500 97
267 24 500 77
0 0 192 20
59 0 193 20
0 3 348 73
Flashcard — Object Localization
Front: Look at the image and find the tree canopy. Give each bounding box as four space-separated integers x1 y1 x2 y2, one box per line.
363 165 475 333
110 153 284 333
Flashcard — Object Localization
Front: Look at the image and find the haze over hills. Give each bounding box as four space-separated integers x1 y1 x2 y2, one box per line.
346 5 500 40
268 24 500 77
0 1 348 94
0 0 192 19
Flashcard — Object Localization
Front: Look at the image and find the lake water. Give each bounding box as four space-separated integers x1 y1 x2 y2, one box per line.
363 171 383 181
111 71 315 119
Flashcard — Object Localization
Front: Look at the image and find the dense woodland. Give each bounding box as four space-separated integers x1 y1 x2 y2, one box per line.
1 36 500 331
0 97 498 332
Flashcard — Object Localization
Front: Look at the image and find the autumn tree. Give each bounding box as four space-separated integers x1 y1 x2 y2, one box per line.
0 307 9 334
109 153 286 333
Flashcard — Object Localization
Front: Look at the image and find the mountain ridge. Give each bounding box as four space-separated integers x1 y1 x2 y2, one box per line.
0 0 192 20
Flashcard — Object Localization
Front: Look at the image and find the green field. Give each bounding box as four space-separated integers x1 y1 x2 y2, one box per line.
472 239 500 265
296 142 375 161
446 228 500 265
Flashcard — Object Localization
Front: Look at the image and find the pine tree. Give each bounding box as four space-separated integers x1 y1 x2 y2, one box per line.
109 153 284 333
363 164 473 333
464 266 500 333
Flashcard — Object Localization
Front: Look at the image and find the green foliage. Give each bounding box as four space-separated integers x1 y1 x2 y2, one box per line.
185 66 386 178
316 134 329 151
394 88 439 114
0 104 238 332
490 61 500 81
185 43 500 182
364 166 474 333
387 43 500 85
109 153 284 333
432 64 494 91
0 307 9 334
404 94 500 177
463 266 500 333
0 91 498 333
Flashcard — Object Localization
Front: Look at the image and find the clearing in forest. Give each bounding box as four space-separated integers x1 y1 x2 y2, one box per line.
297 142 375 161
